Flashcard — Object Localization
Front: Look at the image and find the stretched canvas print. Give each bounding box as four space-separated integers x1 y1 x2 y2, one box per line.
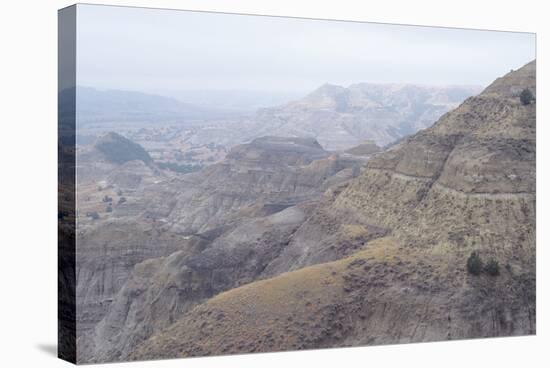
58 4 536 364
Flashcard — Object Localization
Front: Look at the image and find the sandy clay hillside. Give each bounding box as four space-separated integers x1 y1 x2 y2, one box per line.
74 61 535 363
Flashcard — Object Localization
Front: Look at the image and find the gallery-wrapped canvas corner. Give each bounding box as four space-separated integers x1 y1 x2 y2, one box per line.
58 4 536 364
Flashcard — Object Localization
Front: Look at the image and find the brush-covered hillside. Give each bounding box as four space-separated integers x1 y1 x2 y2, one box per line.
129 61 536 361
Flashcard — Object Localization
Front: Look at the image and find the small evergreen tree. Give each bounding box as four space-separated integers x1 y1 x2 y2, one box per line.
467 251 483 275
485 259 500 276
520 88 534 105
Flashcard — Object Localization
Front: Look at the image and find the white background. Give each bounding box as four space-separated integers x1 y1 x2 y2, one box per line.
0 0 547 367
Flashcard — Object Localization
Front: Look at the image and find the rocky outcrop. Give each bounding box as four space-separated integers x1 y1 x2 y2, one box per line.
160 136 358 234
344 140 381 156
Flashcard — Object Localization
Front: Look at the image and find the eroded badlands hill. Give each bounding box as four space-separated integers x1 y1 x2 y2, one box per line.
130 61 536 361
76 135 368 363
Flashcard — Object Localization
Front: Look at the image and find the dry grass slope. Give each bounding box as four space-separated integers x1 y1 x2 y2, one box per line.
131 235 534 360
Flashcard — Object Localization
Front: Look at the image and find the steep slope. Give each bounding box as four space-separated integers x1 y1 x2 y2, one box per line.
132 236 533 360
334 61 535 256
83 205 311 362
269 60 535 286
131 60 536 360
79 194 390 363
243 83 480 150
75 136 366 363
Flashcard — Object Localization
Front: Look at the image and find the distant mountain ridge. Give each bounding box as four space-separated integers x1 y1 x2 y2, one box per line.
62 86 238 125
243 83 482 150
67 84 481 154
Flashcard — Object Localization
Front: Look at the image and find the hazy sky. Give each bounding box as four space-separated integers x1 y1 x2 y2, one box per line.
76 4 536 95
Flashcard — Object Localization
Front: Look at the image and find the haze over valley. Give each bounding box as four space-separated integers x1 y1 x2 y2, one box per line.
57 5 537 363
74 82 482 173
